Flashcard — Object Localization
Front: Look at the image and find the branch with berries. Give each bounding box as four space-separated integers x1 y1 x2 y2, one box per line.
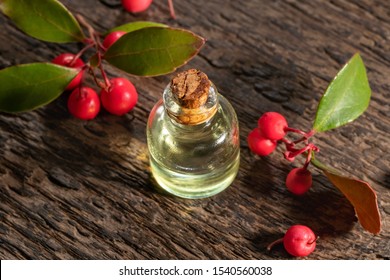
0 0 202 118
247 53 381 257
248 112 318 195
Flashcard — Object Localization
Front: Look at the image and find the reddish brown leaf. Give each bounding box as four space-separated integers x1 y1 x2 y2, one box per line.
312 157 381 234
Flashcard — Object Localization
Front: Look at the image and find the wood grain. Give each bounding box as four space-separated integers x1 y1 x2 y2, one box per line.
0 0 389 259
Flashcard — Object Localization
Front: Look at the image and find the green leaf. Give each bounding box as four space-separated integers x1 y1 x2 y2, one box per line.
105 21 167 35
313 53 371 132
104 27 205 76
0 0 84 43
311 156 381 234
0 63 78 113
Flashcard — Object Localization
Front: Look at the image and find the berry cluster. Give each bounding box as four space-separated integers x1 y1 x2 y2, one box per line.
248 112 320 257
52 30 138 120
49 0 179 120
248 112 319 195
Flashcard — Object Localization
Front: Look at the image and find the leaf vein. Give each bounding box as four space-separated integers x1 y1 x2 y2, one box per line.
32 5 81 41
106 43 198 58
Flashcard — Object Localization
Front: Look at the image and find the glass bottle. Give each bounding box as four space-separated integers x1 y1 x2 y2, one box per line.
146 69 240 199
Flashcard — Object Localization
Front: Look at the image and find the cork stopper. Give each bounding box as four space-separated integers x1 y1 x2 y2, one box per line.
166 69 217 126
170 69 211 109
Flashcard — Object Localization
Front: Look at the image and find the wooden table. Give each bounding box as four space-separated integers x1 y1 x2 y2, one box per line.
0 0 389 259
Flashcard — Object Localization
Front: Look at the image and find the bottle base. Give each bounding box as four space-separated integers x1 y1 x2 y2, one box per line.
149 153 240 199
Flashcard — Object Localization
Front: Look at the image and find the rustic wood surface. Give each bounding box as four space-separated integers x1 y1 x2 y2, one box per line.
0 0 389 260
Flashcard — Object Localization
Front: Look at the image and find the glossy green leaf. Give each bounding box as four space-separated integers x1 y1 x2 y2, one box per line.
311 156 381 234
0 63 78 113
104 27 205 76
105 21 167 35
0 0 84 42
313 53 371 132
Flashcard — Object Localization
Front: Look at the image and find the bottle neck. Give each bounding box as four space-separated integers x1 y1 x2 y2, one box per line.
163 82 219 126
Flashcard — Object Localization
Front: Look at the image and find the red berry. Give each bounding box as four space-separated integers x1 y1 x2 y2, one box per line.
283 225 316 257
67 87 100 120
258 112 288 140
286 167 312 195
100 78 138 116
247 128 277 156
52 53 85 91
121 0 152 13
103 31 127 49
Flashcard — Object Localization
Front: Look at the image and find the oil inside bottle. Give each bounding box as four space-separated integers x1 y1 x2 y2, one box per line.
146 70 240 199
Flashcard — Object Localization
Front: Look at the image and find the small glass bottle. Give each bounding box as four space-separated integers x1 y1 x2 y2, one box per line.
146 69 240 199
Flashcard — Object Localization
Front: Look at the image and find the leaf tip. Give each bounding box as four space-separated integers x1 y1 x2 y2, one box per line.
312 51 371 132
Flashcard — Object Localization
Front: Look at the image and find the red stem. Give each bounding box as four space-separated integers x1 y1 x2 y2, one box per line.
282 129 316 152
88 67 106 90
76 14 96 41
94 32 106 52
293 136 309 146
303 149 313 170
280 138 292 145
69 43 94 67
281 138 295 152
267 238 284 251
167 0 176 19
76 14 106 53
284 142 319 162
285 127 315 138
97 53 110 89
309 236 320 245
285 127 307 136
290 143 315 158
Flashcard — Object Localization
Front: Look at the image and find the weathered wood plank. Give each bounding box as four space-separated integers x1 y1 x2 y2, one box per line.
0 0 389 260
